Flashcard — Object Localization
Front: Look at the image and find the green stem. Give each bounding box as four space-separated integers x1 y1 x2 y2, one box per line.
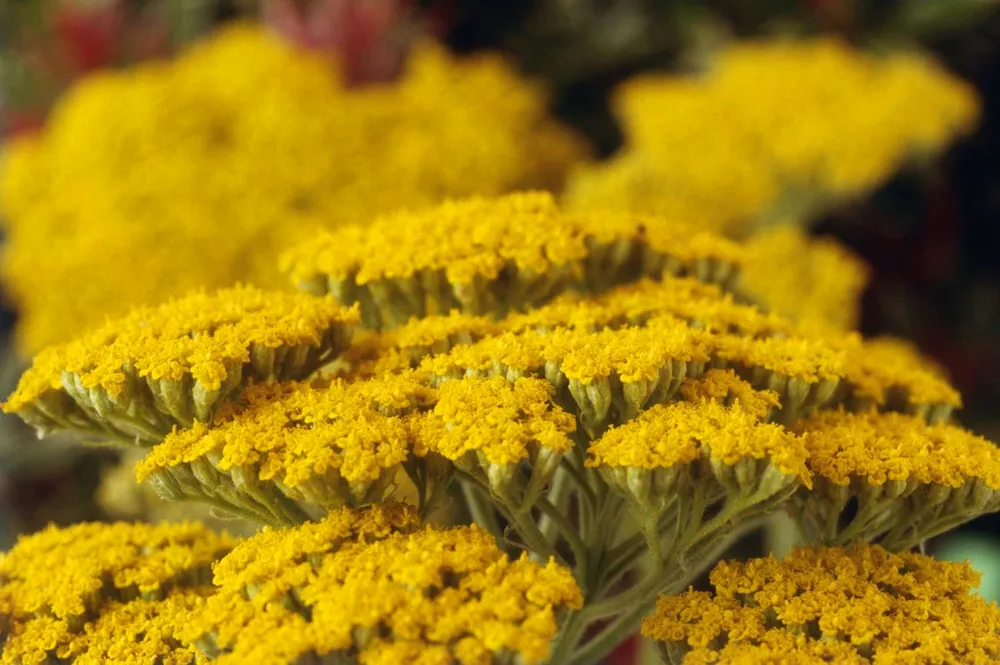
537 467 572 545
536 496 588 579
461 480 503 544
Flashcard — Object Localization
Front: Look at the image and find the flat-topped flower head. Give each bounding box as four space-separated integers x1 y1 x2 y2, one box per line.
4 285 358 446
789 409 1000 549
643 544 1000 664
421 318 713 438
741 227 870 332
586 393 810 523
415 375 576 507
210 503 420 601
189 515 583 665
679 369 781 419
282 192 745 328
844 336 962 423
0 521 233 623
138 373 441 524
2 587 210 665
343 311 503 379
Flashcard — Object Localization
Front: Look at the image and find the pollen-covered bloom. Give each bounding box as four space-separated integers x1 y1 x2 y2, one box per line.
136 372 441 524
789 409 1000 550
0 24 586 353
414 375 577 508
642 544 1000 664
2 286 358 445
586 371 810 565
184 505 583 665
282 192 745 328
0 521 234 665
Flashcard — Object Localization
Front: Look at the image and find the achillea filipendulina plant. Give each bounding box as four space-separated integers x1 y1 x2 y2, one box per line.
0 23 586 353
643 544 1000 664
5 193 1000 665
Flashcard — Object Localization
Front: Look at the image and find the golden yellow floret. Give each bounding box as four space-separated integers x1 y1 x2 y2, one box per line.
137 373 437 515
187 508 582 665
0 521 233 621
741 226 871 332
565 37 980 240
3 286 357 445
643 544 1000 664
0 23 586 353
282 192 745 328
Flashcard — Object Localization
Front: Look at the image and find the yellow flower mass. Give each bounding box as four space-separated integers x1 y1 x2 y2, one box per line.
790 409 1000 549
2 286 358 445
642 544 1000 664
0 24 585 353
185 506 582 665
0 521 232 621
565 37 979 239
282 191 745 327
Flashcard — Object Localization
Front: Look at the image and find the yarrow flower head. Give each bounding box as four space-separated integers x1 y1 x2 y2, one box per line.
0 521 232 665
642 544 1000 664
185 505 583 665
790 409 1000 550
2 286 358 445
282 191 745 328
136 372 439 523
565 37 979 240
586 371 810 562
0 24 586 353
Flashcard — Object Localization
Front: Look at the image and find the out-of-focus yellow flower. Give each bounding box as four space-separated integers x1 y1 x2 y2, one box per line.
741 226 871 332
565 37 979 239
643 544 1000 664
0 24 587 353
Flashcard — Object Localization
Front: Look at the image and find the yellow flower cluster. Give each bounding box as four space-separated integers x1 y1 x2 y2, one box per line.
3 588 209 665
418 308 958 437
642 544 1000 664
0 24 586 353
791 409 1000 549
282 192 745 327
2 286 358 445
586 370 809 528
0 521 233 664
186 506 583 665
741 226 871 332
0 521 232 621
137 372 575 519
565 37 980 239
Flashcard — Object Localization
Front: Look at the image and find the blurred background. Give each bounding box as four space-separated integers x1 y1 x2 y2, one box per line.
1 0 999 607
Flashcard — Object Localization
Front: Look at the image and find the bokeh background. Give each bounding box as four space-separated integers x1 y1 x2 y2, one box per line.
1 0 999 606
